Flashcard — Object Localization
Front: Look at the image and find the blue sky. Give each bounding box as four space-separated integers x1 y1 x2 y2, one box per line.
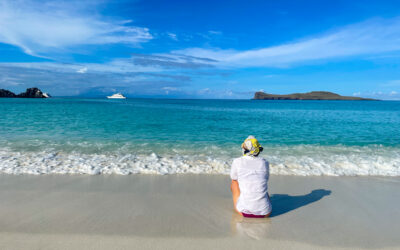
1 0 400 99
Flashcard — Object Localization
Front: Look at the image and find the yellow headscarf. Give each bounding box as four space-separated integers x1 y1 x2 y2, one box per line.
242 135 262 156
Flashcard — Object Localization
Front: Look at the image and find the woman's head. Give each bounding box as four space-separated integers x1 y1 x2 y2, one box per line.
242 135 263 156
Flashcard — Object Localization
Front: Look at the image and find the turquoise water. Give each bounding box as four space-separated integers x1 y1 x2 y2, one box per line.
1 98 399 175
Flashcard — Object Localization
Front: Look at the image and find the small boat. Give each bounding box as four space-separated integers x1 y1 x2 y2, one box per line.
107 93 126 99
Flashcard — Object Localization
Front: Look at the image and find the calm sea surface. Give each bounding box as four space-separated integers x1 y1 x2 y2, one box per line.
1 98 399 175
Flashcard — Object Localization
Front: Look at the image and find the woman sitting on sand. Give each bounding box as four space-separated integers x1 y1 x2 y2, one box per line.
230 136 272 218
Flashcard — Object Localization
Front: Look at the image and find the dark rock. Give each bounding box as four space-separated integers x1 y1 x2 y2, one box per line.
0 89 17 97
17 88 49 98
0 87 50 98
253 91 377 101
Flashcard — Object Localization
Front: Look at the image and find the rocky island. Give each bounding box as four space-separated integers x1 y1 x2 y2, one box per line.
0 88 50 98
253 91 377 100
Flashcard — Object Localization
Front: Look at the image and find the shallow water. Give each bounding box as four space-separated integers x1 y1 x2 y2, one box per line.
1 98 399 175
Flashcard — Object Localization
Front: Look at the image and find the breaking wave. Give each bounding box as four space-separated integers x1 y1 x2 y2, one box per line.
0 145 399 176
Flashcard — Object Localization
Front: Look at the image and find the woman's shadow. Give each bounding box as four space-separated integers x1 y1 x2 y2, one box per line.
269 189 331 217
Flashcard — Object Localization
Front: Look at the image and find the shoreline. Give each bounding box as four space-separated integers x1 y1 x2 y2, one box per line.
0 174 399 249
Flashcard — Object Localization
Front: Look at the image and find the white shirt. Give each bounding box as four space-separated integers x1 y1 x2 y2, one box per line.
230 155 272 215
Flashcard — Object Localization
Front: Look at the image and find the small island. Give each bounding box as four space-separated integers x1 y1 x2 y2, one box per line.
253 91 377 100
0 87 50 98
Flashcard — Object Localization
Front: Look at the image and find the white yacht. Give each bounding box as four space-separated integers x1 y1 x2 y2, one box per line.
107 93 126 99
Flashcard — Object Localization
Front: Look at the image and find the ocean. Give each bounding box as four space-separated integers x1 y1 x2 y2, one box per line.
1 98 399 176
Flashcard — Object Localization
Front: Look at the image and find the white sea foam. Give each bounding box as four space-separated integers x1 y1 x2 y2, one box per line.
0 145 399 176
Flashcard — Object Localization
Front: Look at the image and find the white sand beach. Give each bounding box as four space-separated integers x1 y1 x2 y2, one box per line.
0 174 399 250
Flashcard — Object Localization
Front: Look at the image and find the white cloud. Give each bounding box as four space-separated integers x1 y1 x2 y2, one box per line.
0 0 152 57
167 32 178 41
162 87 178 91
77 67 87 74
208 30 222 35
198 88 210 94
353 92 361 96
175 17 400 68
383 80 400 87
356 91 400 100
162 86 178 94
1 59 163 75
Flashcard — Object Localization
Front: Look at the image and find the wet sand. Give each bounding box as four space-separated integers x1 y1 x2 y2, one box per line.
0 174 399 249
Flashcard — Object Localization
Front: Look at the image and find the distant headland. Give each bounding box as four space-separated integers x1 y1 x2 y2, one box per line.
0 88 50 98
253 91 377 100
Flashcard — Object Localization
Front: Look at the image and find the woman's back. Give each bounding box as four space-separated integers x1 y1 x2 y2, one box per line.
231 155 271 216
